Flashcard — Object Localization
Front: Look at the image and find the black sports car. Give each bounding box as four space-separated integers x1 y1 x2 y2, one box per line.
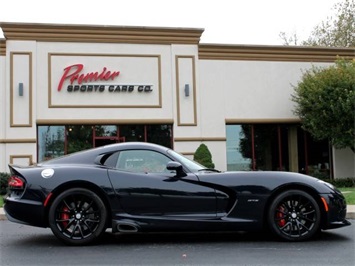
4 142 350 245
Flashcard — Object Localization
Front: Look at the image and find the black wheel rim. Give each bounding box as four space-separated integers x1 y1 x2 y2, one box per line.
54 194 102 240
274 194 317 239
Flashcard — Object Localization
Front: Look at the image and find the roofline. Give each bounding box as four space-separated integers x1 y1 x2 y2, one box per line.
199 43 355 62
0 22 204 45
1 22 354 62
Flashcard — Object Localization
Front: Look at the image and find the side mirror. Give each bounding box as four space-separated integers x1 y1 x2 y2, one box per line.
166 161 186 177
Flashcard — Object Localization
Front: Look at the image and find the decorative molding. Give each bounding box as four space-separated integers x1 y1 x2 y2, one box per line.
175 55 197 126
199 44 355 62
0 139 36 143
0 22 204 45
10 155 33 165
174 137 226 142
36 119 174 125
10 52 33 127
225 118 301 124
0 40 5 56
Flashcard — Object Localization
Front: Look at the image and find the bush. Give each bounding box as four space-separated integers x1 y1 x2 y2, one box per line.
193 144 215 169
316 176 355 188
0 172 10 195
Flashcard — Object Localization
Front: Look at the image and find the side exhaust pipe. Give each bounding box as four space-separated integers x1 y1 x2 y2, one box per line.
116 221 139 233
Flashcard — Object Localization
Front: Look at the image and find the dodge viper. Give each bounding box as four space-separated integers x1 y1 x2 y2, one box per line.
4 142 350 245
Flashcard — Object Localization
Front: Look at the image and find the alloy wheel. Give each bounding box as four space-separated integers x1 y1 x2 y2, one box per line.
269 190 320 241
49 188 107 245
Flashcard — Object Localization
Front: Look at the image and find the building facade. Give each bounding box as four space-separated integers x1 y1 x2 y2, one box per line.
0 22 354 178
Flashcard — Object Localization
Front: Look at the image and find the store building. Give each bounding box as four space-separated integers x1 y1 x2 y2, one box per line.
0 22 354 178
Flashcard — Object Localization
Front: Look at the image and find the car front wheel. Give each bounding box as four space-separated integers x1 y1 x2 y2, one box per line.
268 189 321 241
48 188 107 245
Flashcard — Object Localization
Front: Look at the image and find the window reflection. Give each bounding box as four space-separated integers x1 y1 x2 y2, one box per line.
38 126 65 162
95 125 117 137
226 124 331 177
252 124 289 171
38 124 174 162
147 125 172 148
297 128 331 178
67 125 93 154
226 125 251 171
119 125 145 142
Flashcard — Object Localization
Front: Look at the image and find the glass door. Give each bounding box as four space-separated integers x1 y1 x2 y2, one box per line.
93 125 120 148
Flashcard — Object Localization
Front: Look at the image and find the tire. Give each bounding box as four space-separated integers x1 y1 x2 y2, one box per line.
48 188 107 246
268 189 320 241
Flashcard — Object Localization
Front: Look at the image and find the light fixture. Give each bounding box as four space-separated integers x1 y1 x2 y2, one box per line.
184 84 190 97
18 83 24 96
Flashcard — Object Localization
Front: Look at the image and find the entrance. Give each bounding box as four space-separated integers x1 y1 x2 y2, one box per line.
93 125 122 148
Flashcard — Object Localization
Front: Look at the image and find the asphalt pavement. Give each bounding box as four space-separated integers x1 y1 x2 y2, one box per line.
1 205 355 220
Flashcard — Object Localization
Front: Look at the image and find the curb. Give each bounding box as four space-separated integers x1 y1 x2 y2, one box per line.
346 205 355 219
1 207 355 221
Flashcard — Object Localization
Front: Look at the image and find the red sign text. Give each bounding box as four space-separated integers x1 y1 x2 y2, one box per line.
57 64 120 91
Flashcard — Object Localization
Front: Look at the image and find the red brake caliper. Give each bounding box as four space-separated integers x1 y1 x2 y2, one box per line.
61 206 69 227
277 206 286 227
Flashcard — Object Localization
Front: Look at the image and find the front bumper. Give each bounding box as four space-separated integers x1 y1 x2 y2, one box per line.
320 192 351 230
326 219 351 229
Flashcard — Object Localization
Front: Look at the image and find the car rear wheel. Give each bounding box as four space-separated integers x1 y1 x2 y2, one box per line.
268 189 320 241
48 188 107 245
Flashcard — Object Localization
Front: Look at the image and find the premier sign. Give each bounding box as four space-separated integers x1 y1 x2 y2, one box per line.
57 64 121 91
49 54 161 108
57 64 153 93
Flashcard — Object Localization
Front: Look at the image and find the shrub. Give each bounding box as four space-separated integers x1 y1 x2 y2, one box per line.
0 172 10 195
193 144 215 169
316 176 355 188
331 178 355 188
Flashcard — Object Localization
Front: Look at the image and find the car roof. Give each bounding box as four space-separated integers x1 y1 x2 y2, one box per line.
41 142 171 165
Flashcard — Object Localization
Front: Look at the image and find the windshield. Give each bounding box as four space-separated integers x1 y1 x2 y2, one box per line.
167 149 205 172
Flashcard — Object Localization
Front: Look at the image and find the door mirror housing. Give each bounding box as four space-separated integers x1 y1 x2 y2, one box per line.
166 161 186 177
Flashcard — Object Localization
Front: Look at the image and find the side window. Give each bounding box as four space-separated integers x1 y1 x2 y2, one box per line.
103 152 119 168
116 150 171 173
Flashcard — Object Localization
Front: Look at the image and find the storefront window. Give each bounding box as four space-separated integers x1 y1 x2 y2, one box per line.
67 125 93 154
226 124 330 176
252 124 289 171
95 125 117 137
147 125 172 148
38 126 65 162
297 127 331 178
227 124 289 171
38 124 173 162
94 125 119 147
119 125 145 142
226 125 251 171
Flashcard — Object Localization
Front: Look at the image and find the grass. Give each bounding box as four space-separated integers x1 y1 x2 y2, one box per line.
339 187 355 205
0 188 354 208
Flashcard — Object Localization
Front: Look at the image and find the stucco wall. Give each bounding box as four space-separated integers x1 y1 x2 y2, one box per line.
333 148 355 178
199 60 333 121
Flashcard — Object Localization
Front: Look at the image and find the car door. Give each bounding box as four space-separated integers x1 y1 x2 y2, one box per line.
107 149 217 218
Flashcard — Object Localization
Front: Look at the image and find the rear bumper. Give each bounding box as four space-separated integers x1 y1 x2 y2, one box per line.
4 196 47 228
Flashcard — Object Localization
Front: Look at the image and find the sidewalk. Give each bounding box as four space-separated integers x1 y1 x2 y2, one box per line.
1 206 354 221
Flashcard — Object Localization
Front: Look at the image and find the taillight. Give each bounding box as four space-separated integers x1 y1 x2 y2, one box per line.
8 176 25 189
